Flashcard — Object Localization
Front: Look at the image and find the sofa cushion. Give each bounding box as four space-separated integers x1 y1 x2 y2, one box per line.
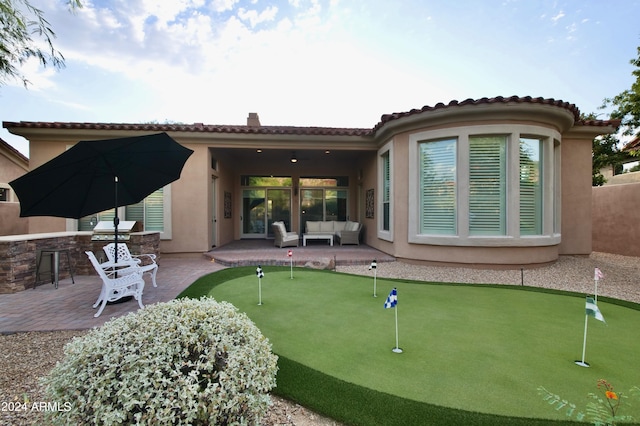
320 221 335 232
346 221 359 231
332 221 346 231
306 221 320 232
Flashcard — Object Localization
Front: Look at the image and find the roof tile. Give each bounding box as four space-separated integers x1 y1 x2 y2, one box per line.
3 97 617 138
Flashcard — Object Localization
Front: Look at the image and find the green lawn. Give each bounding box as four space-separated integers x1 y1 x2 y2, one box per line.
179 267 640 425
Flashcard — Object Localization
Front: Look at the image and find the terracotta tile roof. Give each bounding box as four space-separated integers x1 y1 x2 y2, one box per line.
0 121 372 137
2 96 618 138
622 134 640 151
0 137 28 163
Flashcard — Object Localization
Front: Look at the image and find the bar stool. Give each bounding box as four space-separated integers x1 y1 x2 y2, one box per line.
35 248 75 289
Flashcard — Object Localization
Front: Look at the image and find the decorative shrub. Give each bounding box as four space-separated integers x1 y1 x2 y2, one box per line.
42 297 278 425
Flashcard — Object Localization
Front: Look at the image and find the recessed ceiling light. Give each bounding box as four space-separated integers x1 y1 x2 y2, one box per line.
256 149 262 153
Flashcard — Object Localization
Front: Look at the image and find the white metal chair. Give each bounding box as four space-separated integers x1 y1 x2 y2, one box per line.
102 243 158 287
85 251 145 318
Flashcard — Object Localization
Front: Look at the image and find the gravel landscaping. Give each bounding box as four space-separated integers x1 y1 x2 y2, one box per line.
1 252 638 425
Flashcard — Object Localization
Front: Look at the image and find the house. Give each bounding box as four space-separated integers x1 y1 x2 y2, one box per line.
3 96 619 266
0 138 29 235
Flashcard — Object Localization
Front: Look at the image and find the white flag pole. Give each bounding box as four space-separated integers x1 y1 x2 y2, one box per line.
370 260 377 297
289 250 293 279
575 313 589 367
374 268 377 298
595 278 598 303
393 304 402 353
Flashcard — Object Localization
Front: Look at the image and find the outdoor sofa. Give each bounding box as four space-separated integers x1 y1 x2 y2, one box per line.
305 220 362 245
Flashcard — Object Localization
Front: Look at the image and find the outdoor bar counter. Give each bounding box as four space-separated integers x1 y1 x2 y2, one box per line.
0 231 160 293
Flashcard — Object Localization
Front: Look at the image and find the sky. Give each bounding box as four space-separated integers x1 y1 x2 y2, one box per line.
2 0 640 157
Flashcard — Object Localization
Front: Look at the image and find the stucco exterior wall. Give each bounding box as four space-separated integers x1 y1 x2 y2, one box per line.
160 144 209 254
592 183 640 257
0 142 29 235
559 136 593 255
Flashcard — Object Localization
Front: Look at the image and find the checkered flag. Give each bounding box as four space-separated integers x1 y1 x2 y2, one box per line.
384 288 397 309
256 265 264 278
369 259 377 270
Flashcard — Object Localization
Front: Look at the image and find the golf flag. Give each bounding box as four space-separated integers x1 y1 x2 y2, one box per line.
256 265 264 305
594 267 604 280
576 296 606 367
287 250 293 257
384 288 397 309
586 297 605 322
369 259 377 270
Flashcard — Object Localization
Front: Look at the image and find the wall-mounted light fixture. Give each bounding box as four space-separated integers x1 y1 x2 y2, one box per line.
290 151 298 163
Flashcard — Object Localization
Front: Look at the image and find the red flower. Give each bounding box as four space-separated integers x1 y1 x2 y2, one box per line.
605 390 618 400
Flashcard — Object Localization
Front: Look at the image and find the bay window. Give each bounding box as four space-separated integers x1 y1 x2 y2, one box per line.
409 125 559 246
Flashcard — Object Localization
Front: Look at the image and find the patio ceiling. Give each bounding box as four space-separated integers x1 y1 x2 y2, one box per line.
210 146 375 169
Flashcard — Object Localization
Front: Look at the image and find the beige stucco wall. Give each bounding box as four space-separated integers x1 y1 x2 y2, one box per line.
592 183 640 256
0 143 29 235
559 133 597 256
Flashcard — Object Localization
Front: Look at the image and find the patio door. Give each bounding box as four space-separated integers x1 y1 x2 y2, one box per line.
300 188 347 233
241 188 291 238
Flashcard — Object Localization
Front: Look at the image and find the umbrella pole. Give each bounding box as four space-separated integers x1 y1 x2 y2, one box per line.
114 176 119 267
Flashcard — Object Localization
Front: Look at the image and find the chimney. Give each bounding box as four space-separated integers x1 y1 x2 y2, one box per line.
247 112 261 127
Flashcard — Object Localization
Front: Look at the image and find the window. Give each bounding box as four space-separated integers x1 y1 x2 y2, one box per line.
126 188 164 231
409 124 559 247
299 177 348 187
0 187 8 202
78 186 171 237
520 138 542 235
378 143 393 240
420 139 456 235
299 177 348 233
382 152 390 231
241 176 292 187
469 136 506 236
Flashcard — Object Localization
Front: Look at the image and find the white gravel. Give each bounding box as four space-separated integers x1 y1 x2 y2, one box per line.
338 252 640 304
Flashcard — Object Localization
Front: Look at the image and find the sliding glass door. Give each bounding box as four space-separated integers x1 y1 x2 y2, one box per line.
241 188 291 238
300 188 347 233
242 189 266 238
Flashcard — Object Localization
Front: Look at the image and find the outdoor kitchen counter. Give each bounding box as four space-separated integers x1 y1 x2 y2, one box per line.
0 231 159 294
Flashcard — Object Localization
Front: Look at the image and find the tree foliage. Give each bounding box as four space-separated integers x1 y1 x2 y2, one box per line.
583 112 629 186
0 0 82 87
602 46 640 136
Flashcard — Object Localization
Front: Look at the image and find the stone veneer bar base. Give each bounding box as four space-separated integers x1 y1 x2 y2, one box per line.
0 231 160 294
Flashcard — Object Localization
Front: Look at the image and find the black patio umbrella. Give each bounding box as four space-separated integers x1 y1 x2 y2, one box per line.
9 132 193 263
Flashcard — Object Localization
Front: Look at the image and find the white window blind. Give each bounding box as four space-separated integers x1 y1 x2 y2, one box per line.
419 139 456 234
125 188 164 231
382 152 390 231
519 138 542 235
469 136 506 235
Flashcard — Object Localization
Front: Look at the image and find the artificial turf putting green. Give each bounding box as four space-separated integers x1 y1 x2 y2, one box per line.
179 266 640 425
